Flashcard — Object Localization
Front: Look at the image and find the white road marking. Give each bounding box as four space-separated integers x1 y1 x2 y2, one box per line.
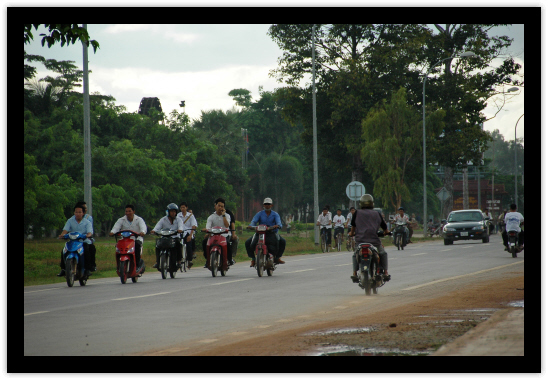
411 253 428 256
24 311 50 316
402 261 524 291
334 264 351 267
112 292 171 301
333 306 348 310
286 268 316 273
440 249 452 252
209 278 252 286
24 288 63 294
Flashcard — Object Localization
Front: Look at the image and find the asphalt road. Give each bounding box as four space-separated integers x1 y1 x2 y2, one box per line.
24 234 524 356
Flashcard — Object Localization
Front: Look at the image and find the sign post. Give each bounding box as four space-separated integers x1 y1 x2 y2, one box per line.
346 181 366 210
436 187 450 222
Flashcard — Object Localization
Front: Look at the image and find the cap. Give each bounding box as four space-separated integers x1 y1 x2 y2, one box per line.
263 198 273 204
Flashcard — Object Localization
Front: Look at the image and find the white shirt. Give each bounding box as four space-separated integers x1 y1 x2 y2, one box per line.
332 215 346 228
317 213 332 228
111 215 147 243
345 213 353 227
177 211 198 239
393 213 409 224
504 212 524 233
153 216 182 234
206 212 231 238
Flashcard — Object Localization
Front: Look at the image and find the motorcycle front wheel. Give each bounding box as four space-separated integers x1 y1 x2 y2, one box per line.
159 253 167 279
119 260 127 284
511 246 517 258
321 234 326 253
210 251 219 277
256 248 264 277
66 258 75 287
395 235 401 250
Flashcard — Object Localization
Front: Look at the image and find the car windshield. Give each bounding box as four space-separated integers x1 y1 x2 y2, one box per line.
448 212 483 222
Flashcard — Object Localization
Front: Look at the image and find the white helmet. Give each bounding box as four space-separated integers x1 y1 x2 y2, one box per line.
263 197 273 205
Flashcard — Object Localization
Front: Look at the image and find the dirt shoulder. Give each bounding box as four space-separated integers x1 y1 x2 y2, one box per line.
135 270 524 357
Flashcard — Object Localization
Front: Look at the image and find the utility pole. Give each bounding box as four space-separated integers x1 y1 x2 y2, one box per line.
312 24 319 245
82 24 92 216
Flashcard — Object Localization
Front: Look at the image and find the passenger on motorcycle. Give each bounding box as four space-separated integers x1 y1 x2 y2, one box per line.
225 208 238 265
177 202 197 269
56 204 93 277
349 194 390 282
316 207 332 246
202 198 234 266
392 207 410 244
503 204 524 250
245 197 286 267
151 203 183 269
110 204 147 267
332 209 346 248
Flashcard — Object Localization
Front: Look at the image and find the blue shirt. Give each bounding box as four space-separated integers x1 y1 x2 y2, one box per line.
62 217 93 244
249 210 283 233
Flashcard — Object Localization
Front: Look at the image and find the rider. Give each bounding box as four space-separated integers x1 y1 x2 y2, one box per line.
56 204 93 277
75 201 97 271
503 203 524 250
225 207 238 266
109 204 147 267
177 202 197 269
349 194 390 282
332 209 346 248
151 203 183 269
392 207 410 244
245 197 286 267
345 207 356 235
202 198 234 266
316 207 332 247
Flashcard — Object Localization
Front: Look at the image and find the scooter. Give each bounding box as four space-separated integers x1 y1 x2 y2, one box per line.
154 228 181 279
202 226 232 277
506 229 523 258
60 232 90 287
247 225 277 277
114 230 145 284
353 231 391 296
393 221 407 250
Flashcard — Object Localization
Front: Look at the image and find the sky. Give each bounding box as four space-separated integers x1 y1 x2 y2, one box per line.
23 23 525 143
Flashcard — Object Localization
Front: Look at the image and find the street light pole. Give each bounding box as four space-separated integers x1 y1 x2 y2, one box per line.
312 24 319 245
422 51 476 238
514 113 524 208
82 24 92 216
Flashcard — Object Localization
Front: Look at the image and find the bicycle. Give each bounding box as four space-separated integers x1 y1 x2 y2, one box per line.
319 224 331 253
346 233 355 252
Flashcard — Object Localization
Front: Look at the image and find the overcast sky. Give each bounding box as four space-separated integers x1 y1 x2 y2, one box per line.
24 23 524 142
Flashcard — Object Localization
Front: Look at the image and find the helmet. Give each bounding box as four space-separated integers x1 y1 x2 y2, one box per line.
359 194 374 209
398 207 404 211
166 203 178 215
263 197 273 205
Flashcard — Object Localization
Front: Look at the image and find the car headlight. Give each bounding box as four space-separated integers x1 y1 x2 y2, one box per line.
472 226 484 230
444 227 456 232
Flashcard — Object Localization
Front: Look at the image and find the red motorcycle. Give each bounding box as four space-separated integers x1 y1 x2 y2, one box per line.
247 225 277 277
202 226 231 277
114 230 145 284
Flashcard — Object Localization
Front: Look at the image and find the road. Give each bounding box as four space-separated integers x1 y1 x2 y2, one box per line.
24 234 524 356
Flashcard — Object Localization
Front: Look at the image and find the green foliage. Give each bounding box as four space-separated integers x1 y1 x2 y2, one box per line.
24 24 100 53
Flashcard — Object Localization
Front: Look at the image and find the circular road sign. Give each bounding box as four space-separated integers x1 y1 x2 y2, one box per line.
346 181 366 201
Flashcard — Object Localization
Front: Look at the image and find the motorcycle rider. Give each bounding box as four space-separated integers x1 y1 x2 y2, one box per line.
75 201 97 271
316 207 332 247
349 194 390 282
202 198 234 266
332 209 346 248
245 197 286 267
56 204 93 277
392 207 410 244
151 203 183 269
498 209 507 235
177 202 197 269
503 204 524 251
110 204 147 268
225 207 238 266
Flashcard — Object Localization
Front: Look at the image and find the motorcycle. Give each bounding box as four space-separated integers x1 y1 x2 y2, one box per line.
247 225 278 277
353 231 391 296
154 228 182 279
506 229 523 258
113 230 145 284
428 220 447 238
393 221 407 250
203 226 232 277
60 232 90 287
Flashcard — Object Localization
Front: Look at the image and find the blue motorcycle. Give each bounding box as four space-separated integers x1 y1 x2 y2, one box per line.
61 232 90 287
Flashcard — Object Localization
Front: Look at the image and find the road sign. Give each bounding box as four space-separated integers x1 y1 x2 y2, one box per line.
436 187 450 202
346 181 365 201
486 200 500 204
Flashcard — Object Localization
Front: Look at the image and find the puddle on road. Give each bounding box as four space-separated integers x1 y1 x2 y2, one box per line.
507 300 524 308
313 345 430 356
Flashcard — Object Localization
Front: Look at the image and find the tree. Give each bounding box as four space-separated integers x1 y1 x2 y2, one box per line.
24 24 100 53
361 87 445 210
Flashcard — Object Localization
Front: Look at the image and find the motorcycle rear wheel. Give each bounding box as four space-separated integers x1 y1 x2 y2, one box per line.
119 260 127 284
337 233 342 251
257 248 264 277
361 263 371 296
370 261 378 295
511 246 517 258
66 258 75 287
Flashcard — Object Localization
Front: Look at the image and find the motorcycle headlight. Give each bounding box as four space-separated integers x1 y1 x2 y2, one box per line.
128 247 135 253
211 227 224 234
257 225 267 232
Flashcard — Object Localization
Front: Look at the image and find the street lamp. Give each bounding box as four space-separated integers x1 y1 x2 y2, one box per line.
514 113 524 208
422 51 477 238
